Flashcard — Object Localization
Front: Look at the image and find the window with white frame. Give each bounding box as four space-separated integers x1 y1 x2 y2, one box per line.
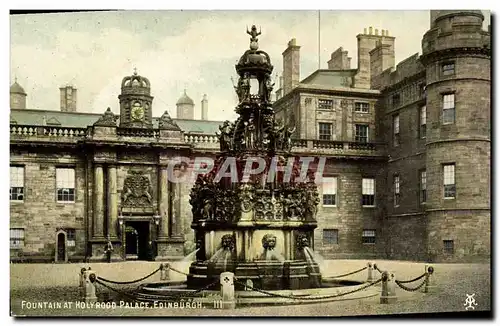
355 124 369 143
420 106 427 138
442 62 455 76
323 229 339 245
10 228 25 249
10 166 24 201
443 164 456 199
420 170 427 203
362 229 376 244
318 122 333 140
56 167 75 202
355 102 369 113
318 99 334 110
393 114 400 147
362 178 375 206
322 177 337 206
443 94 455 125
394 174 400 207
67 228 76 247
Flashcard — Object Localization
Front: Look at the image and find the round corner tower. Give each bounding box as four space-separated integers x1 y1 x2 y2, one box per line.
420 10 490 262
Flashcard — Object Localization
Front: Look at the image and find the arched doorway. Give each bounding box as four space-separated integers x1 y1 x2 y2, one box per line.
124 221 151 260
125 226 139 259
55 230 67 262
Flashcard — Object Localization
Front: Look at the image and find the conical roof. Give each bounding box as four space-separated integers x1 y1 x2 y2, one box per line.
10 81 26 95
176 90 194 106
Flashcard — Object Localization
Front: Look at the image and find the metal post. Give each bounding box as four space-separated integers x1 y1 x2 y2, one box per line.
380 271 397 304
423 264 435 293
220 272 236 309
367 262 374 282
83 269 97 303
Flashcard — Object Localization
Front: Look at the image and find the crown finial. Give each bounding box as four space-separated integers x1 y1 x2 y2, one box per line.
133 67 138 75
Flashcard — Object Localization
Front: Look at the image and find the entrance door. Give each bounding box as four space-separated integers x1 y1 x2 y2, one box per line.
57 232 66 262
125 221 151 261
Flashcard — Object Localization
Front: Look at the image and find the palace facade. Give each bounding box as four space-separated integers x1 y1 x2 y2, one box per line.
10 10 490 263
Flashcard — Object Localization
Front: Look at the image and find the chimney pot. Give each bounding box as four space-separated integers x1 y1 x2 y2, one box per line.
369 26 373 34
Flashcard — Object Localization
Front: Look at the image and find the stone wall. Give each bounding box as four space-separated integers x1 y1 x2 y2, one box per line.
10 150 87 262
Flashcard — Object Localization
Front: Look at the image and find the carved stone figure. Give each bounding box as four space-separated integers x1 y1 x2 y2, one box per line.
94 107 117 127
262 234 277 250
216 120 233 152
264 74 275 102
158 110 180 130
121 171 153 207
296 233 309 250
221 234 235 251
244 119 255 150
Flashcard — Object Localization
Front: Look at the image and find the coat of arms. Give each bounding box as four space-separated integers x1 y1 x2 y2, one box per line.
121 170 153 207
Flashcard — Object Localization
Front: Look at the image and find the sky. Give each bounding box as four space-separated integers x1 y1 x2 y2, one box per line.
10 10 490 122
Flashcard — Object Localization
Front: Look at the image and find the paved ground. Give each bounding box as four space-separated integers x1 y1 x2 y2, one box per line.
10 260 491 317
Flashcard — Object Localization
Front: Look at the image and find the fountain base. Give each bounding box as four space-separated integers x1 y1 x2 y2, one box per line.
187 260 322 290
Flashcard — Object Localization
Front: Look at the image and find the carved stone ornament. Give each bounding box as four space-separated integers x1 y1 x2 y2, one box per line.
158 110 181 131
296 233 309 250
121 170 153 207
94 107 118 127
262 234 277 250
221 234 235 251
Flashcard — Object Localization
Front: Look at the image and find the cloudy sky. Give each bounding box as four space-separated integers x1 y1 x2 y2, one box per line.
10 10 490 121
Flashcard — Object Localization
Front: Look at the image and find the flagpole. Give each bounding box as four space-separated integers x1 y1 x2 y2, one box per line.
318 10 321 70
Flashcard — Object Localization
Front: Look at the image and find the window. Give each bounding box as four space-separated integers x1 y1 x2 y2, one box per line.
443 240 454 254
318 123 333 140
443 164 456 199
362 230 376 244
362 178 375 206
355 124 369 143
442 62 455 76
323 229 339 245
67 229 76 247
10 166 24 201
420 170 427 203
322 177 337 206
443 94 455 125
355 102 369 113
393 114 400 146
394 174 400 207
420 106 427 138
56 167 75 202
318 99 334 110
418 83 425 97
10 228 25 249
392 94 400 108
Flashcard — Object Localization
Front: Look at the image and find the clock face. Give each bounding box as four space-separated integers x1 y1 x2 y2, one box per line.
131 106 145 121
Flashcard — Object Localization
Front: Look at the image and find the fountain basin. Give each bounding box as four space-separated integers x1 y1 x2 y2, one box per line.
134 277 377 307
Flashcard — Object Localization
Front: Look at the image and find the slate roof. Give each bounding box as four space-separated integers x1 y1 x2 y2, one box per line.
10 109 222 134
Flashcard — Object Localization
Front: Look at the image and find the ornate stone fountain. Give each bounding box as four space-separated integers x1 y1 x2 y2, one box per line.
187 26 321 291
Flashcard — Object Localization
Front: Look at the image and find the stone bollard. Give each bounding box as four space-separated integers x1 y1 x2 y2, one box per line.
380 271 397 304
367 262 374 282
160 263 170 281
423 265 435 293
79 267 87 296
244 279 253 291
83 269 97 303
220 272 236 309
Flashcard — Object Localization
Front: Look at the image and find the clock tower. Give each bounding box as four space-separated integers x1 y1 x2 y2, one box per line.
118 69 153 128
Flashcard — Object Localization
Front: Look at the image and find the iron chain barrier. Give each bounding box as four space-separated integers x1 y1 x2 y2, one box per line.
233 277 382 301
97 267 161 285
328 266 367 279
394 274 429 292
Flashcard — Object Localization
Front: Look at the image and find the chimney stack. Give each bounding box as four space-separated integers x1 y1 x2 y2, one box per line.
282 38 301 96
201 94 208 120
60 85 77 112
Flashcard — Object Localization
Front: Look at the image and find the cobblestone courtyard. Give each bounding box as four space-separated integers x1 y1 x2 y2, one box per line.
10 260 491 317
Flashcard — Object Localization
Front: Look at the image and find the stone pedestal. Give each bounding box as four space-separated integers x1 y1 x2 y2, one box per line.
220 272 236 309
380 271 397 304
155 238 185 261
